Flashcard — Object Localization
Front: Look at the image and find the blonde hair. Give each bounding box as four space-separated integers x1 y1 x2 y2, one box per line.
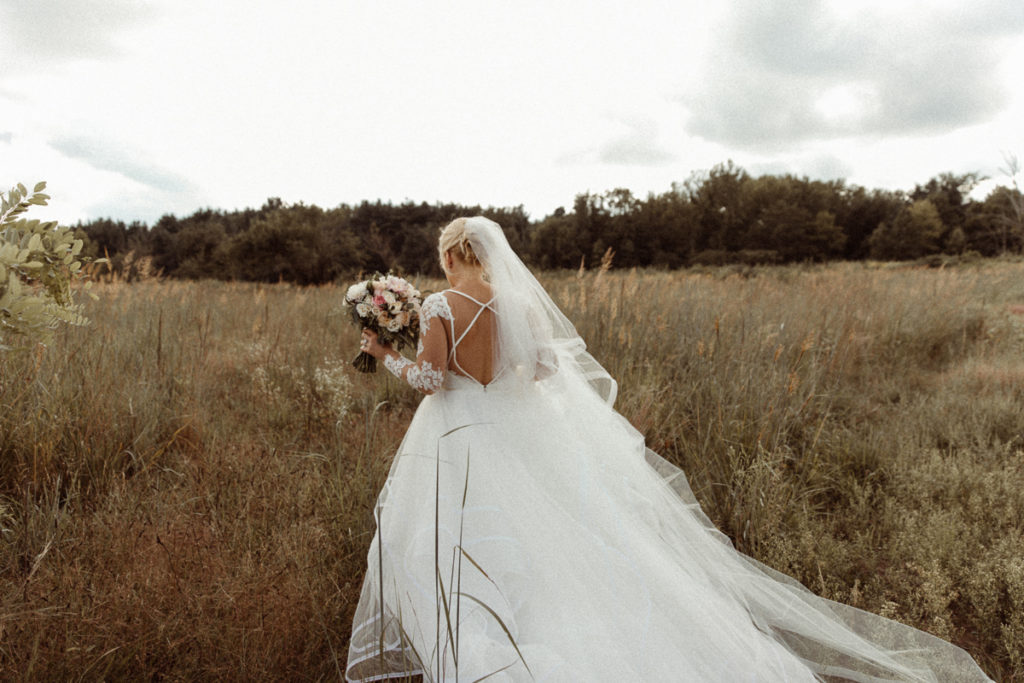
438 217 480 268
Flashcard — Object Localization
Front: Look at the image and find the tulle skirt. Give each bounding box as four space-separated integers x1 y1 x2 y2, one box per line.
346 372 991 682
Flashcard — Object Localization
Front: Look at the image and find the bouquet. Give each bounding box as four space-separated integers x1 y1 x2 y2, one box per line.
344 272 423 373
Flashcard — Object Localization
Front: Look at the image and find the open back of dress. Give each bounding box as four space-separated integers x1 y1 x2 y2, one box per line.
444 289 498 386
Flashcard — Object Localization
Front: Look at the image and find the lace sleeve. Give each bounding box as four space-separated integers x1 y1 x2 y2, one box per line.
382 292 452 394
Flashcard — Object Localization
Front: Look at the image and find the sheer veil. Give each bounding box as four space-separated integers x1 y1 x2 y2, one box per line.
462 215 989 682
346 216 993 682
463 216 617 402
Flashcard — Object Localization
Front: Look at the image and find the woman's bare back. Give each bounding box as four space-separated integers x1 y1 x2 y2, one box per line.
443 287 497 385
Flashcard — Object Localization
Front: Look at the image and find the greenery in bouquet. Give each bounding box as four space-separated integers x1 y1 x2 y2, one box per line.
344 272 422 373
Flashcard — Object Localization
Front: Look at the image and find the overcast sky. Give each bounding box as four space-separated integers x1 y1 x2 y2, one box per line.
2 0 1023 226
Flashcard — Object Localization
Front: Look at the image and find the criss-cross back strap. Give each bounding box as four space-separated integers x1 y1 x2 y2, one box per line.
445 289 497 381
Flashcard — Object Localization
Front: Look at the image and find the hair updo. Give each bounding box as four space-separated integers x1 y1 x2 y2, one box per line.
438 217 481 269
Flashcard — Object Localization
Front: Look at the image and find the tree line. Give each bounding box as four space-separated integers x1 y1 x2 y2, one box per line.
77 162 1024 283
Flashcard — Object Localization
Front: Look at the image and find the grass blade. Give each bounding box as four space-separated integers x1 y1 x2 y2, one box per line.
456 445 470 661
471 661 518 682
454 591 532 678
434 568 458 669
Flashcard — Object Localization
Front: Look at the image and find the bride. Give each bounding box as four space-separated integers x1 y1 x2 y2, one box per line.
346 216 991 682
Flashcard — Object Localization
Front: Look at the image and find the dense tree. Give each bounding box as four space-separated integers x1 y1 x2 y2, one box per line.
753 202 846 261
530 208 583 270
171 219 229 279
739 176 847 262
964 186 1024 255
911 172 982 244
980 156 1023 254
66 161 1023 282
634 189 698 268
688 161 752 252
945 226 967 255
868 200 944 260
225 205 336 284
834 187 903 259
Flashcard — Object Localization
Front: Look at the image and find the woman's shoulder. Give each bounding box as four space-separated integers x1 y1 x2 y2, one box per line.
421 291 454 321
425 289 455 306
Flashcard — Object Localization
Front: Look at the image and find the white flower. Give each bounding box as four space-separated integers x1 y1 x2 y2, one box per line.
355 302 371 317
347 282 368 302
314 360 353 422
386 318 402 332
382 291 397 305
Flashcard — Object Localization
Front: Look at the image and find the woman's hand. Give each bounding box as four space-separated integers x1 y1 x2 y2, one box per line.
360 329 390 359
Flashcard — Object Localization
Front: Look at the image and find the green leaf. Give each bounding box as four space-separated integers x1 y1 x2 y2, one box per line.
1 180 98 350
33 181 46 193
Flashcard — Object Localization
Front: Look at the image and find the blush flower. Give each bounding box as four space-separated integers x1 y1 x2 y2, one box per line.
344 271 423 373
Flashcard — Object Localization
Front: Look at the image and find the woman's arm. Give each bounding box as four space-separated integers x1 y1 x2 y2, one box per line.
361 292 451 395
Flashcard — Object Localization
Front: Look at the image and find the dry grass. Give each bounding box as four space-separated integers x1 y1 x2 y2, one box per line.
2 261 1023 681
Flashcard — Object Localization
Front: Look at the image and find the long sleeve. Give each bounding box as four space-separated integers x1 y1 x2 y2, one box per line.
382 292 452 395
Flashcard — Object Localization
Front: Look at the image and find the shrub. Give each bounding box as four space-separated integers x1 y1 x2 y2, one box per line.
0 182 96 351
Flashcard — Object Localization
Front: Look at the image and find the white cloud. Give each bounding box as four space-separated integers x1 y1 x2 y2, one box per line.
558 117 677 167
49 135 193 194
0 0 1021 224
0 0 158 66
686 0 1024 149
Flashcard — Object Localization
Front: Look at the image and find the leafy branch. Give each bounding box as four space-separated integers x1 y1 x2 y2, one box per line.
1 181 101 351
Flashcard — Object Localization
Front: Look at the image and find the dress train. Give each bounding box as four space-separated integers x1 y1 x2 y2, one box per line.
346 369 991 682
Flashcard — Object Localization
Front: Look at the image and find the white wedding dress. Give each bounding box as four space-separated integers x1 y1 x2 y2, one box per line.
346 219 991 682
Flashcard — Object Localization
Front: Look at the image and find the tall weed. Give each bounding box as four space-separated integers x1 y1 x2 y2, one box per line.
0 263 1021 679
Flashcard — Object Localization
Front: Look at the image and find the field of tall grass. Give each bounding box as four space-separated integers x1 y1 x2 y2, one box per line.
2 260 1023 680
